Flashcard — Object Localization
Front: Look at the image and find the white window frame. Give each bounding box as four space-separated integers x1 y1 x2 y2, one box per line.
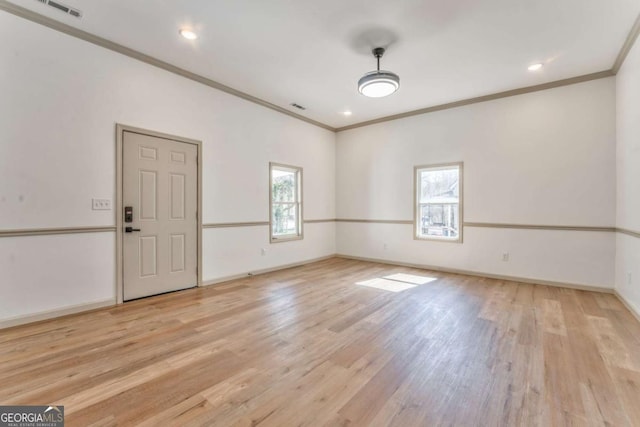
414 162 463 243
269 162 303 243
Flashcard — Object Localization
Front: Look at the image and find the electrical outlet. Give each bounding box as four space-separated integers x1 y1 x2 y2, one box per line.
261 248 266 256
92 198 111 210
502 253 509 262
628 272 632 285
383 243 388 251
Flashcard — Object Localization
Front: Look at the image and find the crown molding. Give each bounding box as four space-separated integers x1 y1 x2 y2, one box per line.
613 12 640 74
335 70 614 132
337 11 640 131
0 0 335 132
2 1 639 133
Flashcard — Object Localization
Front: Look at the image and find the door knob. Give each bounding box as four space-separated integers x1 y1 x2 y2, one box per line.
125 227 141 233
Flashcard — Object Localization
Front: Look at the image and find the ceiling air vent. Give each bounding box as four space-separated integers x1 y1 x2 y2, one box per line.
290 103 306 111
35 0 83 19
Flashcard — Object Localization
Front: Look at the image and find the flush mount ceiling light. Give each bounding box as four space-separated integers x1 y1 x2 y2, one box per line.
179 29 198 40
358 47 400 98
528 63 543 71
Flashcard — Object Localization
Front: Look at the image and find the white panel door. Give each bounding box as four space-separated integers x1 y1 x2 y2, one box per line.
123 131 198 300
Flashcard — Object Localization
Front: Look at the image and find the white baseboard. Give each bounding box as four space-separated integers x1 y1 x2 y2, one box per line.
614 290 640 324
0 298 115 330
335 254 614 294
3 253 625 330
201 255 336 287
0 255 337 330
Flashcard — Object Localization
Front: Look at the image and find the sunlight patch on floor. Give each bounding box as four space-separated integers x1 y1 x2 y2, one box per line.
383 273 437 285
356 274 437 293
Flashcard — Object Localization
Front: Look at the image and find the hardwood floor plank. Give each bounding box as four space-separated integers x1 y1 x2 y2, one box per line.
59 342 231 415
608 366 640 426
69 349 245 425
541 298 568 336
338 336 428 425
327 295 392 333
576 290 608 317
588 315 638 371
543 333 585 417
594 293 626 311
136 393 214 427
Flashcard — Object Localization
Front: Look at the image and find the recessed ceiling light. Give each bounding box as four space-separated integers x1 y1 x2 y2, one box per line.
179 29 198 40
528 63 543 71
343 111 352 116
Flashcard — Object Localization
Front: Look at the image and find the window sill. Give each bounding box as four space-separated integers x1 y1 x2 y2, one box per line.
270 235 303 243
414 235 463 244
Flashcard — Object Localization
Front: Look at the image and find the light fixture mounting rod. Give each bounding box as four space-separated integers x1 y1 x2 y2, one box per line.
372 47 385 72
358 46 399 98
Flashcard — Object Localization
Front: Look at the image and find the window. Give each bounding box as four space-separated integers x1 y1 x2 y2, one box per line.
270 163 303 242
415 163 463 242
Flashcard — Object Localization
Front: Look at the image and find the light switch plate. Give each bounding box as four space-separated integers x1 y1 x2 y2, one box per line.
92 198 112 210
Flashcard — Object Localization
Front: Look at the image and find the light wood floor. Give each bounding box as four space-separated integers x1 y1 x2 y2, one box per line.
2 258 640 426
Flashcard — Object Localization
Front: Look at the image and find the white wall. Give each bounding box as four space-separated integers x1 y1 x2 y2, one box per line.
615 35 640 314
336 78 617 288
0 12 335 323
0 9 628 325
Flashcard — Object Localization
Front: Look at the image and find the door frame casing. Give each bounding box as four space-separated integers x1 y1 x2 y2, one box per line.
115 124 203 304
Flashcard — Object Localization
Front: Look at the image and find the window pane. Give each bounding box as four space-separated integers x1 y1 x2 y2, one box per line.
272 169 296 203
272 203 298 236
417 165 461 240
419 203 459 238
270 163 302 241
419 168 459 203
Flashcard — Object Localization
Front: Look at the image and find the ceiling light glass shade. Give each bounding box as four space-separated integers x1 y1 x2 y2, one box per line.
358 71 400 98
179 29 198 40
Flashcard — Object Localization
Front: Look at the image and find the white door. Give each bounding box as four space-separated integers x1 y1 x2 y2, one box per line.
123 130 198 300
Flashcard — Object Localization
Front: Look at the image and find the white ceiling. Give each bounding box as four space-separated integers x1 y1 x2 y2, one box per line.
8 0 640 128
